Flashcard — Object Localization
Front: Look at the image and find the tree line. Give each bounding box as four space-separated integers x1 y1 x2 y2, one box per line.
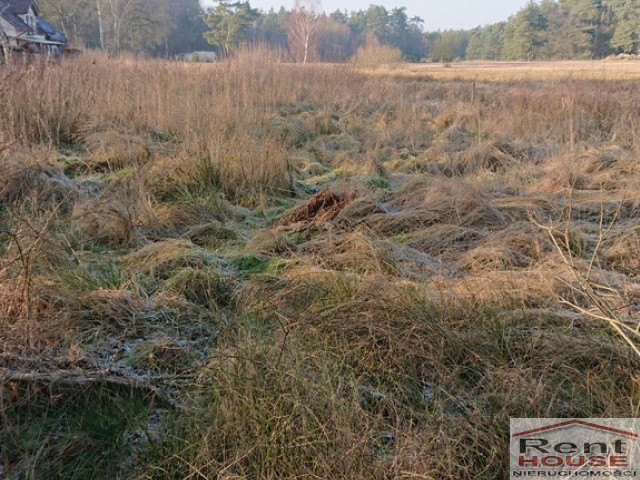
37 0 640 61
38 0 209 55
211 0 427 62
428 0 640 62
468 0 640 61
36 0 426 59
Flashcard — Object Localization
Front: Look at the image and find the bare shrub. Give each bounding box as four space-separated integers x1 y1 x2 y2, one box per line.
277 187 357 226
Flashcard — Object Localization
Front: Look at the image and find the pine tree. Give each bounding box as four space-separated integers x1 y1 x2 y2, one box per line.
204 1 258 56
556 0 603 58
466 23 505 60
611 1 640 54
502 1 547 60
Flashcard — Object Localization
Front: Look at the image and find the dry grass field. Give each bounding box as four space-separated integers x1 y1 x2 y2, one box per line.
1 53 640 479
369 58 640 81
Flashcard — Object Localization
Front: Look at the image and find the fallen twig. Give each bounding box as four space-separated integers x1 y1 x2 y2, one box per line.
0 367 193 410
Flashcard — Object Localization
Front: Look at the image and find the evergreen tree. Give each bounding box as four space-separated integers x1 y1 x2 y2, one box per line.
346 9 367 41
204 0 259 56
611 1 640 53
554 0 602 58
539 0 589 59
429 30 469 62
466 23 505 60
249 7 289 51
386 8 425 60
502 1 547 60
364 5 389 42
163 0 208 55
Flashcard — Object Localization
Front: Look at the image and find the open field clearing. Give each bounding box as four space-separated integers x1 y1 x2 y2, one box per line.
1 53 640 479
365 59 640 81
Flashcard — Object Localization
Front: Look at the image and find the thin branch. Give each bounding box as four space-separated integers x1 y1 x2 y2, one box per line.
1 367 191 410
587 191 624 281
532 192 640 360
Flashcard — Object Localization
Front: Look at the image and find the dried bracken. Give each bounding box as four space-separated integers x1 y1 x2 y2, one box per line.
277 187 358 226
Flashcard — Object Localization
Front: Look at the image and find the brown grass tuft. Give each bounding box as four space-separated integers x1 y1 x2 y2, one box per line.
402 224 486 258
277 187 358 226
369 178 506 235
300 231 399 276
0 146 76 210
82 130 151 172
71 177 154 247
246 229 295 255
458 244 530 272
184 220 239 249
123 239 220 282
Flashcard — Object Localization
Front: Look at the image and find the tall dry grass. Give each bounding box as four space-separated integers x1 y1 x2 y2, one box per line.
0 50 362 205
2 52 640 479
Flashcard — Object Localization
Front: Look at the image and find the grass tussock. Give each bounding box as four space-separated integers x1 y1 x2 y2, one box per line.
184 220 239 249
400 224 487 258
2 54 640 479
122 239 221 282
82 130 152 172
0 146 77 210
368 178 507 235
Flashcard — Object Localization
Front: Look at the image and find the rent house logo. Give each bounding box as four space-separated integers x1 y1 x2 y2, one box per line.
510 419 640 478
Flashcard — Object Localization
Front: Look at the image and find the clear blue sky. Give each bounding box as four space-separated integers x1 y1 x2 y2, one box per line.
201 0 531 31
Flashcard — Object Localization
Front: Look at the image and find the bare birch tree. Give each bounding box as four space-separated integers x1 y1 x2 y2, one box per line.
96 0 104 50
286 0 323 63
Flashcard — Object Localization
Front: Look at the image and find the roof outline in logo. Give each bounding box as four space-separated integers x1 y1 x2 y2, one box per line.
513 420 638 439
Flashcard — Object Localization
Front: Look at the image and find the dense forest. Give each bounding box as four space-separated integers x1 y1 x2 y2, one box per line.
37 0 640 61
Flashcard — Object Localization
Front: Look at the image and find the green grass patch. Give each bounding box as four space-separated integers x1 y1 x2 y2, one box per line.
366 176 391 189
162 267 232 308
230 254 287 277
0 383 155 480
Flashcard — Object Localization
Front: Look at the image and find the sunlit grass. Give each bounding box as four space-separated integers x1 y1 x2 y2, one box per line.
1 51 640 479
